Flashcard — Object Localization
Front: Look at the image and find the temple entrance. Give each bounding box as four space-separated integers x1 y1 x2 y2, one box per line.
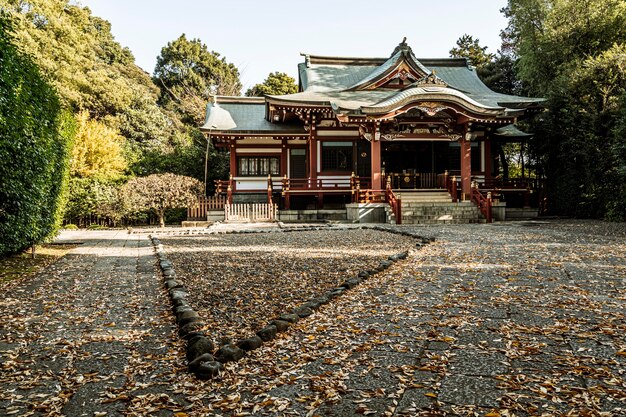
382 141 450 188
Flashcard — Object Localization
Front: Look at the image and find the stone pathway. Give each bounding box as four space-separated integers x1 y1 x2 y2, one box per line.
1 221 625 416
0 230 183 416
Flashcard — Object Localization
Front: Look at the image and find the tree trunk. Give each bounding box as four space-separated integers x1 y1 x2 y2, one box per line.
158 209 165 228
498 144 509 180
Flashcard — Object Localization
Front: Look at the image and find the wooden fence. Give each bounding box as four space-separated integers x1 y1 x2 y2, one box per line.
225 203 277 222
187 195 227 220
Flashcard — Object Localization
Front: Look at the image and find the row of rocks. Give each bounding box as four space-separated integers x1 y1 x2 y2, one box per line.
142 224 331 236
151 236 227 379
150 228 434 379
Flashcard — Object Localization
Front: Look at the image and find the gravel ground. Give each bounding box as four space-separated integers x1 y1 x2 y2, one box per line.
159 229 417 342
1 220 624 416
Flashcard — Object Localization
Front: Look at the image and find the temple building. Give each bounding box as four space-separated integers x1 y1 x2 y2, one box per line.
199 40 544 223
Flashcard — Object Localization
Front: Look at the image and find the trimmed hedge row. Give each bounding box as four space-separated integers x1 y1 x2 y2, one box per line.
0 13 73 256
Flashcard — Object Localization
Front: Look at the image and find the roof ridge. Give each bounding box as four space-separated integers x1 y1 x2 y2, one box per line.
215 96 265 104
300 54 469 68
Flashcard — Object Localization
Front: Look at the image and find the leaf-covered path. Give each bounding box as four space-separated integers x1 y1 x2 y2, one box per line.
0 230 183 416
1 221 625 416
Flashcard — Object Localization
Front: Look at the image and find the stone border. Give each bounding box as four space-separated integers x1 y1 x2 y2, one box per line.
150 226 433 379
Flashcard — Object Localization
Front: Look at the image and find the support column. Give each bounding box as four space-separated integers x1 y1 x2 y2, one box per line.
280 139 288 177
370 124 382 190
308 117 317 182
484 138 492 180
229 141 237 192
460 133 472 200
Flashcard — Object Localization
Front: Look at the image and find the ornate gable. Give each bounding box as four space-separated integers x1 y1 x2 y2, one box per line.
348 38 431 91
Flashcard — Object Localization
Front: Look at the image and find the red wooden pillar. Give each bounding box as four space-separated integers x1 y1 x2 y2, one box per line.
370 124 382 190
308 116 317 181
281 139 288 177
229 142 237 192
484 138 492 180
460 135 472 200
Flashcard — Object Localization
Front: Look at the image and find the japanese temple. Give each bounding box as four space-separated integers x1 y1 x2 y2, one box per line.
197 39 544 224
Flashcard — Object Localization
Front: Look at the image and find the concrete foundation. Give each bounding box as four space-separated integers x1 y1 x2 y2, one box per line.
506 207 540 220
492 202 506 222
345 203 387 223
278 209 347 222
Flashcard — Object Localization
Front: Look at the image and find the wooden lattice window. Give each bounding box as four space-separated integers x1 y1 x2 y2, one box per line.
237 156 280 176
321 142 353 172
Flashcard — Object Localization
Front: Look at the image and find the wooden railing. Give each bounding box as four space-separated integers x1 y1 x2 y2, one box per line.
445 173 460 203
187 195 227 220
471 182 492 223
225 203 277 222
384 172 447 190
214 178 233 203
385 179 402 225
480 177 543 191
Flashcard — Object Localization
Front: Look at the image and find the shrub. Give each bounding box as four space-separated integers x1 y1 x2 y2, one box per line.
0 13 73 256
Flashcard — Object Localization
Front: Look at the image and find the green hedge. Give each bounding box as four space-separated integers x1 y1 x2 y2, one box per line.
0 13 73 256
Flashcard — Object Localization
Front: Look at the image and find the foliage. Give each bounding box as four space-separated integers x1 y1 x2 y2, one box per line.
154 34 242 125
478 54 521 95
246 72 298 97
64 177 123 225
608 93 626 220
449 34 495 69
121 173 202 227
502 0 626 218
0 11 73 256
71 112 127 180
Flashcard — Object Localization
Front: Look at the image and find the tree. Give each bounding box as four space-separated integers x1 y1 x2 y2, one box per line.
449 34 495 69
121 174 203 227
246 72 298 96
478 54 521 95
0 11 73 255
154 34 242 124
64 177 123 226
501 0 626 218
71 112 127 180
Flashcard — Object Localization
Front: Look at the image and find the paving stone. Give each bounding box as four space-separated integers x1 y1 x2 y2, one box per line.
438 374 502 408
447 349 509 376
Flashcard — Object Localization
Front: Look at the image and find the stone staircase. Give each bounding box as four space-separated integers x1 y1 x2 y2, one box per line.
385 190 486 224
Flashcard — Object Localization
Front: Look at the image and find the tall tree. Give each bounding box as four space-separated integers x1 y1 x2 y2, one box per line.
449 34 495 69
0 11 73 255
154 34 242 124
70 112 127 181
246 72 298 96
502 0 626 218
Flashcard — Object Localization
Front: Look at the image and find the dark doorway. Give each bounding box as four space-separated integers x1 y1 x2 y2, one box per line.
356 140 371 177
289 148 306 178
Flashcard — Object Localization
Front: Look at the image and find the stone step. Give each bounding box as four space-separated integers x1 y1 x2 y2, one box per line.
400 218 487 224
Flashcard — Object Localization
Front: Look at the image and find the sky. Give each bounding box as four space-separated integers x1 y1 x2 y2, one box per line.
78 0 509 92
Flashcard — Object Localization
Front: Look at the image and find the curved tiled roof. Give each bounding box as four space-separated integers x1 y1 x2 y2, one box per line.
203 41 544 132
360 87 503 115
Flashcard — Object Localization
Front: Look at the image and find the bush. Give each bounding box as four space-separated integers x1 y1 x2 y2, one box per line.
0 13 73 256
62 224 78 230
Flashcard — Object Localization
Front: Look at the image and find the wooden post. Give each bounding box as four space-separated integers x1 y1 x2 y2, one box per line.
487 191 493 223
451 176 458 203
460 135 472 200
308 115 317 181
370 124 382 190
281 140 288 177
283 176 290 210
229 144 237 192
